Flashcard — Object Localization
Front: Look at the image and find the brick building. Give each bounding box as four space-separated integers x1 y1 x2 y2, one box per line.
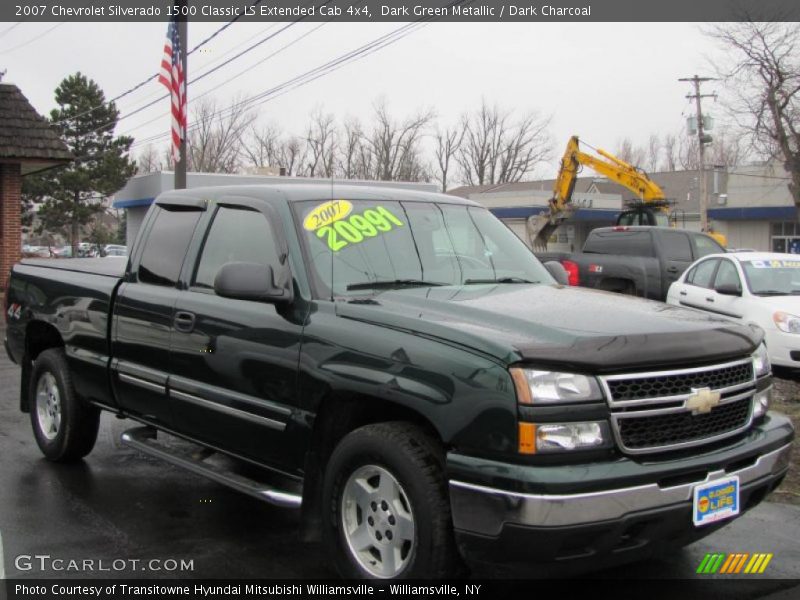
0 80 71 288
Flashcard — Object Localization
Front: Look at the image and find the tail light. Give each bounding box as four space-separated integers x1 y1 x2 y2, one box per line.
561 260 580 286
3 288 9 323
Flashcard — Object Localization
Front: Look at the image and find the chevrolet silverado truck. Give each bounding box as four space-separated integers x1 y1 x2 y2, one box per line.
537 226 725 301
4 184 794 578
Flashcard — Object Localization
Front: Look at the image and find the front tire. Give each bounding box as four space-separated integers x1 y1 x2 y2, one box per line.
29 348 100 462
322 422 461 579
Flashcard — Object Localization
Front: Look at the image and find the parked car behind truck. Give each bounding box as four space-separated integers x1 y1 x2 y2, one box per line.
4 185 794 578
537 226 724 301
667 252 800 369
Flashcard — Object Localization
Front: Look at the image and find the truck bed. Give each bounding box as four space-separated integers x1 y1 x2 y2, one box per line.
7 259 126 407
21 256 128 278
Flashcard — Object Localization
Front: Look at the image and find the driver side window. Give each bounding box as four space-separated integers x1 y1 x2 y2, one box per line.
193 206 280 291
687 259 719 289
713 260 742 292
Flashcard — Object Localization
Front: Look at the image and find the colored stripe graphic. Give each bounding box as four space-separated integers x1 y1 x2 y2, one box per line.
697 553 713 574
701 553 726 574
757 552 773 573
699 552 774 575
719 554 736 574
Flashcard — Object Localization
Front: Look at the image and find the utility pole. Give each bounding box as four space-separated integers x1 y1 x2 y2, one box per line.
679 75 716 232
175 1 188 190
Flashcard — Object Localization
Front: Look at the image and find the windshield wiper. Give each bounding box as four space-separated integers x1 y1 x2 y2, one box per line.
463 277 539 284
346 279 446 291
755 290 790 296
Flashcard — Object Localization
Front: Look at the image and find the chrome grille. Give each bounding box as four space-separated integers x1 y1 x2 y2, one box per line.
599 358 757 454
607 362 753 401
617 398 752 450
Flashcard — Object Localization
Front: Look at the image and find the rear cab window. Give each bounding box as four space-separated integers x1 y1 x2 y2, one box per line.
658 230 693 262
582 230 654 256
137 207 203 286
691 233 725 258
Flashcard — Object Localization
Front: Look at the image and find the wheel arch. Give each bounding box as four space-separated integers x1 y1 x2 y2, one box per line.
597 277 637 295
300 391 445 541
20 321 64 412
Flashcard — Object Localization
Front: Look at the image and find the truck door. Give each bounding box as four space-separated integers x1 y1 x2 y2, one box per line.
111 199 205 427
658 230 695 291
678 257 720 311
707 258 745 319
168 199 302 470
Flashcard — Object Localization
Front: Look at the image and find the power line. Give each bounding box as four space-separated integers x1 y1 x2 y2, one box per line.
0 22 23 38
120 21 329 138
0 22 65 54
50 1 264 126
66 0 329 142
131 20 427 149
69 0 465 159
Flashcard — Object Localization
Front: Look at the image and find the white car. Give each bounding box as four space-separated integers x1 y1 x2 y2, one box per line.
666 252 800 368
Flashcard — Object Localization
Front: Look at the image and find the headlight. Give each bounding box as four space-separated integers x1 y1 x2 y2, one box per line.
752 342 770 378
753 387 771 420
773 311 800 334
510 368 603 404
518 421 612 454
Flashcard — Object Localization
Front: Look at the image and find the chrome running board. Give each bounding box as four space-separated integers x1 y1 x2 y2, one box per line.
120 426 301 509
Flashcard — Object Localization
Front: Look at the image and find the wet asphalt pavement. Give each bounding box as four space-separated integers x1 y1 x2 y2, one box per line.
0 342 798 595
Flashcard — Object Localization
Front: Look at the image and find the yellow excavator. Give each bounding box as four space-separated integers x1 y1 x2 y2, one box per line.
526 136 727 250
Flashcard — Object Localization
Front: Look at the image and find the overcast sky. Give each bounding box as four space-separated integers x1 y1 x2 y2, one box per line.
1 21 729 177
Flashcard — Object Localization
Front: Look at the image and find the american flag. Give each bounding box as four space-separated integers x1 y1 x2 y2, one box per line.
158 20 186 164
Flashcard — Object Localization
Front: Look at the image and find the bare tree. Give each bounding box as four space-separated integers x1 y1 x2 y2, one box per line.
706 21 800 215
678 128 746 170
243 123 284 169
662 133 679 171
362 100 433 182
678 135 701 170
433 125 464 192
281 136 305 176
646 134 661 172
615 137 646 167
136 144 162 174
338 118 364 179
457 100 551 186
187 96 256 173
304 108 337 178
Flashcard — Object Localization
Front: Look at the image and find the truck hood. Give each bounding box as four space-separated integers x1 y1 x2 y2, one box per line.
336 284 761 372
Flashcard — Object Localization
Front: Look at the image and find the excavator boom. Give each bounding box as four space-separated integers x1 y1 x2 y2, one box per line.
526 136 725 250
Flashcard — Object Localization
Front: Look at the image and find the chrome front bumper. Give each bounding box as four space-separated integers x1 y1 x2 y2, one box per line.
449 443 792 537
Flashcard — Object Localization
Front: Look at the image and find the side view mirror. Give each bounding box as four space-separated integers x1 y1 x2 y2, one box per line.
214 262 292 303
544 261 569 285
715 282 742 297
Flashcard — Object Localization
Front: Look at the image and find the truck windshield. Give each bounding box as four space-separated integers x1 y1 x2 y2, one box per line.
741 258 800 295
295 199 553 297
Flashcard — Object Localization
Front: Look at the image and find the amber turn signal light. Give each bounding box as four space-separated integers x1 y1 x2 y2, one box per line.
518 422 536 454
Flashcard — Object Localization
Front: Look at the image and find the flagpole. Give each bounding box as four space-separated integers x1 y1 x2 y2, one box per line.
175 1 188 190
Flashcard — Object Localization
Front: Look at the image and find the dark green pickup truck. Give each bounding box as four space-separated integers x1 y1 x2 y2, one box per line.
4 184 794 578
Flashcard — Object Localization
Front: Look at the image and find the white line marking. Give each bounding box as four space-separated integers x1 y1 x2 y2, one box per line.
0 528 5 579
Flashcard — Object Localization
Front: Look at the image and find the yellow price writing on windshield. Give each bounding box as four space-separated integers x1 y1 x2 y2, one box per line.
316 206 404 252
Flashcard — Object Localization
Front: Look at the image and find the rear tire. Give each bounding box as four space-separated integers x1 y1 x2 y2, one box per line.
322 422 461 579
29 348 100 462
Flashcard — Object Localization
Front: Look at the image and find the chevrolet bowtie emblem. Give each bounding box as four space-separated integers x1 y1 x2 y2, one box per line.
687 387 722 414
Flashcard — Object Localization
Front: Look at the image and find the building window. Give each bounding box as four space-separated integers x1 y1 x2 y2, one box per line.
771 221 800 254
